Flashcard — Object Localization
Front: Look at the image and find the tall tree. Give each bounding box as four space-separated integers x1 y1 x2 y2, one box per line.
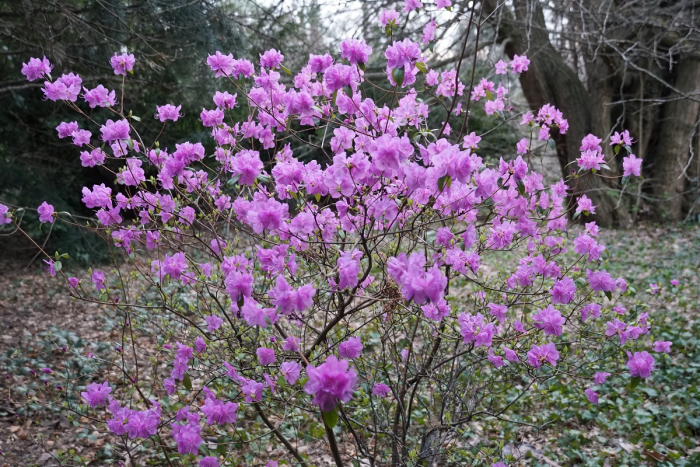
483 0 700 224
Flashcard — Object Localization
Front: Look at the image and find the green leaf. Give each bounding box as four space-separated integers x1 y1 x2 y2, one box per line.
183 372 192 391
614 145 620 155
601 164 611 171
322 407 339 429
628 376 641 391
437 175 451 192
54 261 62 272
280 65 292 75
385 24 392 37
126 139 134 150
604 290 612 301
548 138 556 150
392 67 405 87
131 115 141 122
415 62 427 73
314 193 321 203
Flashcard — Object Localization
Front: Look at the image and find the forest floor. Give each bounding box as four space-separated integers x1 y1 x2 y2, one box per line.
0 224 699 467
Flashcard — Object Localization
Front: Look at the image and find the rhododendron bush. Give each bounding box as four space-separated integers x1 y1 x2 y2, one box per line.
4 3 668 466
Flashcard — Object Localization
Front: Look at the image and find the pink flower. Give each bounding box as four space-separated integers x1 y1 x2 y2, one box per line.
83 85 116 108
201 397 238 425
283 335 300 352
260 48 284 69
421 299 451 322
653 341 672 353
171 421 202 454
304 355 357 412
37 201 55 223
488 351 505 368
338 337 363 359
124 405 161 439
280 361 302 384
337 249 362 290
551 277 576 304
670 279 680 287
42 73 82 101
81 382 112 407
323 63 357 92
100 119 130 142
156 104 182 122
627 351 654 378
458 313 496 347
200 457 219 467
577 150 605 171
495 59 508 74
92 270 106 291
117 158 145 186
110 52 135 76
308 54 333 73
195 337 206 354
200 108 225 127
584 388 599 404
487 303 507 323
527 343 559 369
511 54 530 73
622 154 642 177
379 9 400 27
372 383 391 398
576 195 596 215
0 204 11 224
207 51 235 77
242 379 264 402
532 305 565 336
43 259 56 276
581 303 601 322
503 346 519 363
385 38 422 71
587 269 615 292
163 252 188 280
230 150 263 185
56 121 79 139
404 0 422 12
436 0 452 8
80 148 106 167
213 91 237 109
205 315 223 332
269 275 315 315
257 347 276 366
610 130 633 146
22 56 53 81
594 372 610 384
340 38 372 65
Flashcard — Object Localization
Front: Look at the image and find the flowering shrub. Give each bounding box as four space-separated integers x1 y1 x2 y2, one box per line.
4 2 667 466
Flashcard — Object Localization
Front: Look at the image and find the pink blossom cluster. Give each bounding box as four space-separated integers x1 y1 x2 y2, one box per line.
4 9 669 462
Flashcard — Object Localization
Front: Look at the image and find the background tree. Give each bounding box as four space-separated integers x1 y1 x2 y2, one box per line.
482 0 700 225
0 0 243 260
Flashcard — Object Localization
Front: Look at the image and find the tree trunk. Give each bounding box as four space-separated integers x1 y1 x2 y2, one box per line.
484 0 620 227
648 58 700 221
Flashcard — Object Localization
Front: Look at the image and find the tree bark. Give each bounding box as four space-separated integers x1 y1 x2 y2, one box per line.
647 58 700 221
484 0 620 226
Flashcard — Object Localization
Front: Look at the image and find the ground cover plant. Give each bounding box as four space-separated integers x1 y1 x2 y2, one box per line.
1 1 695 466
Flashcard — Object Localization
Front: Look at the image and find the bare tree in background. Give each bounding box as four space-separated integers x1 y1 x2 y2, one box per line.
484 0 700 225
337 0 700 225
